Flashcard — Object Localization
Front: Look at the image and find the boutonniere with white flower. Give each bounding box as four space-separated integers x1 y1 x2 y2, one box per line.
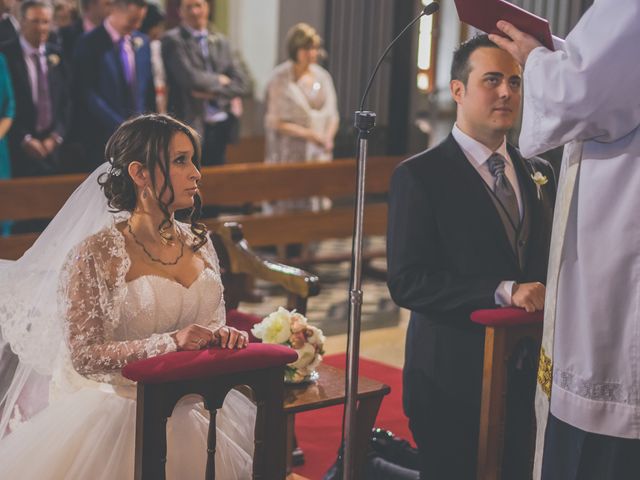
531 171 548 200
47 53 60 66
132 37 144 50
251 307 325 383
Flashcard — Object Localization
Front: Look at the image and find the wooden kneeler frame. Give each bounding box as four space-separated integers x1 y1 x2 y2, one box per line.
472 308 543 480
133 366 287 480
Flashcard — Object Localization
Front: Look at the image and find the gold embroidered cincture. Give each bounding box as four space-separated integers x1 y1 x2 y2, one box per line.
537 347 552 398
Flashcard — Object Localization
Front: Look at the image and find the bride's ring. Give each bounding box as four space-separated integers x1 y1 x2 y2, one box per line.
197 338 206 347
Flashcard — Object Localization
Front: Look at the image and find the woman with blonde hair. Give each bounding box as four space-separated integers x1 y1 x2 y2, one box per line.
264 22 339 213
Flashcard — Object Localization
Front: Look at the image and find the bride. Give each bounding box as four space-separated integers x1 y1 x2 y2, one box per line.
0 114 256 479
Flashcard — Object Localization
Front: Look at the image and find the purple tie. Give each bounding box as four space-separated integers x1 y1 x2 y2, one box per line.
119 37 132 85
118 36 137 106
33 52 52 133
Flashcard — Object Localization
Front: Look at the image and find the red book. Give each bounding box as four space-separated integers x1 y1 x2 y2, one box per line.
454 0 554 51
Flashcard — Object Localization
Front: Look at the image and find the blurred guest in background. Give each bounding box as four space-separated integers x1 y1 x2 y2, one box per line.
73 0 154 168
2 0 69 177
52 0 77 31
0 52 15 236
264 22 338 213
140 2 167 113
162 0 251 166
0 0 19 42
59 0 112 59
59 0 112 172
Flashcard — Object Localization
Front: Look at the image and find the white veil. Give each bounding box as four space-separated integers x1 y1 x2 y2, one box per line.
0 163 127 437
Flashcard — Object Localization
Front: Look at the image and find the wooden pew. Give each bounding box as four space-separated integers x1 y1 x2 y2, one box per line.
226 135 265 164
0 156 403 260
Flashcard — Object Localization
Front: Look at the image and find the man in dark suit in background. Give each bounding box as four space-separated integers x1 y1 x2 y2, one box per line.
73 0 153 168
58 0 112 172
1 0 69 177
59 0 112 59
162 0 250 166
0 0 19 43
387 35 556 480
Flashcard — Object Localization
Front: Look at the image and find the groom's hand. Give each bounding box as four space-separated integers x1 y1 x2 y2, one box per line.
511 282 546 312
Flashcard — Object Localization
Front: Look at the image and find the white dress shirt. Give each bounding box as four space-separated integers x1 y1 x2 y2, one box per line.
19 36 47 106
104 19 135 85
451 124 522 307
184 25 228 124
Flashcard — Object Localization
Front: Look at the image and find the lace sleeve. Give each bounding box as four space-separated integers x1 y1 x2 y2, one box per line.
60 233 177 376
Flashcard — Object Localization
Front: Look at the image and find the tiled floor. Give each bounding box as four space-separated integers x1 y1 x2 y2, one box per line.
322 311 409 369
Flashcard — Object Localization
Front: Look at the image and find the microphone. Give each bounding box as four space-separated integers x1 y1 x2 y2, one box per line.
343 4 440 480
358 2 440 112
423 1 440 16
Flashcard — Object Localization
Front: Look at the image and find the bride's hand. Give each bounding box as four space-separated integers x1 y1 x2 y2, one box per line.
171 324 215 351
212 326 249 349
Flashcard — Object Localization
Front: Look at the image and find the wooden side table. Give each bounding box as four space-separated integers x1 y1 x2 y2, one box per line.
283 363 391 479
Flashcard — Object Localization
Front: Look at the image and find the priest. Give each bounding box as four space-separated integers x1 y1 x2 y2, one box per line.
489 1 640 478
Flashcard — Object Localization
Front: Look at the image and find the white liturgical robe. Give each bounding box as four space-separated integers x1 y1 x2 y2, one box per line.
518 0 640 476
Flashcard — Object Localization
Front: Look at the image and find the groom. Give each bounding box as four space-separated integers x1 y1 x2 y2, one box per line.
387 35 556 479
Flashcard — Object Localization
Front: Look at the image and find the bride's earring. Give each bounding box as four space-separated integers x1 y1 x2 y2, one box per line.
142 186 150 200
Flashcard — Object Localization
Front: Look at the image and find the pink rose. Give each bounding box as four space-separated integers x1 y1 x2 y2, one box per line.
291 319 306 333
289 331 306 349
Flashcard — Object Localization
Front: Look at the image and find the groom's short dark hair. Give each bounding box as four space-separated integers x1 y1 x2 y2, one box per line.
451 34 500 85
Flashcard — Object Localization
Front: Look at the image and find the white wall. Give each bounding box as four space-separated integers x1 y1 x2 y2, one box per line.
228 0 280 102
433 0 461 105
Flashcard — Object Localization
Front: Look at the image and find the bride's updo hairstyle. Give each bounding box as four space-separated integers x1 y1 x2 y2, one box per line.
99 113 208 251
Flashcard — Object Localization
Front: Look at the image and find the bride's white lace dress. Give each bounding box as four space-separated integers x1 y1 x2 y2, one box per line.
0 223 255 479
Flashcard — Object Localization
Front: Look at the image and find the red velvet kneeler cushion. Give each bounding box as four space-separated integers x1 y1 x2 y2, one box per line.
122 344 298 384
225 309 262 343
470 307 543 327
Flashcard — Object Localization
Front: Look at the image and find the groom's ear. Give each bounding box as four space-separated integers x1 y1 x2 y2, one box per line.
128 161 148 187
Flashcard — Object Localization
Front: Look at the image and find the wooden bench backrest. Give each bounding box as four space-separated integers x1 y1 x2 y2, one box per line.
0 156 403 259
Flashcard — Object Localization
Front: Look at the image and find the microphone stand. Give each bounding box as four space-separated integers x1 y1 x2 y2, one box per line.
342 3 439 479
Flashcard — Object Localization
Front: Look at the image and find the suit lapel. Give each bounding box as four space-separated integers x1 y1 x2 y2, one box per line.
180 26 208 71
132 34 145 109
7 42 37 123
509 146 538 209
12 42 32 100
101 26 132 109
45 48 55 122
509 145 541 271
443 134 520 270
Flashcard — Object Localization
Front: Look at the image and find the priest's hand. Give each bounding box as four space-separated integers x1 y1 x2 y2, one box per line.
489 21 543 67
511 282 545 312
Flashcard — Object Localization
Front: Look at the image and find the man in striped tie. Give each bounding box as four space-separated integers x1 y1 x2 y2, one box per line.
387 34 556 479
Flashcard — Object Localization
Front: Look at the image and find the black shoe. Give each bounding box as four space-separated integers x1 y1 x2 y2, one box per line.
370 428 420 471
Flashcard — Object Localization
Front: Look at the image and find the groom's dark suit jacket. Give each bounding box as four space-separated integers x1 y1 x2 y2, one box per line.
387 134 556 479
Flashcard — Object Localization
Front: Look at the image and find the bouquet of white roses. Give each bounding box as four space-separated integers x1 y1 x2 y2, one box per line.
251 307 325 383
